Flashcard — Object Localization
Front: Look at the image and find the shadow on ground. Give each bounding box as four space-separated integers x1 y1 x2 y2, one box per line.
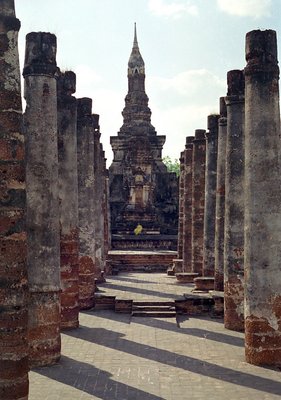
63 324 281 397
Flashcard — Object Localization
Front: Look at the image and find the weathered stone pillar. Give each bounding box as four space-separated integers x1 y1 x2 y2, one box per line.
214 98 227 291
104 170 111 273
224 70 245 332
100 148 107 273
57 71 79 329
182 137 194 272
0 1 29 398
77 98 96 309
244 29 281 365
97 145 106 280
93 126 105 281
177 151 185 260
24 32 61 367
203 115 219 277
191 129 206 275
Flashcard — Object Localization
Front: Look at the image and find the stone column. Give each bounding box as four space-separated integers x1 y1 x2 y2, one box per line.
97 145 106 280
0 1 29 398
93 124 105 281
177 151 185 260
182 137 194 272
104 170 111 273
224 70 245 332
203 115 219 277
214 98 227 291
57 71 79 329
191 129 206 275
23 32 61 367
244 29 281 365
77 98 96 309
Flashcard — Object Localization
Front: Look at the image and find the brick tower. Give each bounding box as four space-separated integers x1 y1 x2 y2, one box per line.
109 24 178 249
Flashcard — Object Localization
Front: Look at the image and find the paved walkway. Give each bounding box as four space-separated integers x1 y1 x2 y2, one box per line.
97 272 195 301
29 273 281 400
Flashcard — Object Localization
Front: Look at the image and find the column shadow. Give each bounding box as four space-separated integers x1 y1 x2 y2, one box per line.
64 325 281 396
131 317 244 347
34 355 164 400
100 282 183 299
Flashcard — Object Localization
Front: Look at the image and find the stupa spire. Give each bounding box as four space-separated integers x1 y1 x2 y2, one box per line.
133 22 138 48
128 23 145 75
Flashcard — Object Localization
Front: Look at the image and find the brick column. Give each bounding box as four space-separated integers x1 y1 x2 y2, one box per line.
224 70 245 332
191 130 206 275
23 32 61 367
203 115 219 277
182 137 194 272
244 29 281 365
214 98 227 291
0 1 29 398
104 170 111 274
77 98 96 309
177 151 185 260
100 148 107 274
57 71 79 329
93 122 105 281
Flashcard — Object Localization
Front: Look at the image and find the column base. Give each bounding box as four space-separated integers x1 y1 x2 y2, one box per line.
245 316 281 366
194 276 214 291
28 290 61 368
176 272 199 283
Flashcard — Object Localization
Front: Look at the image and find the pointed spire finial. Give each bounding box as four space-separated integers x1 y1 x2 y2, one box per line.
133 22 138 49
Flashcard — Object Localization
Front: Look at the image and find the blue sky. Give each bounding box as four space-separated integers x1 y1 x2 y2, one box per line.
15 0 281 164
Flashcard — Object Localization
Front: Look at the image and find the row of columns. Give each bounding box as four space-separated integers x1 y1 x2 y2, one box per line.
176 29 281 366
0 2 110 399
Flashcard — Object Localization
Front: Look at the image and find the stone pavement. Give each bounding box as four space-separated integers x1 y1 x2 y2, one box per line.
29 273 281 400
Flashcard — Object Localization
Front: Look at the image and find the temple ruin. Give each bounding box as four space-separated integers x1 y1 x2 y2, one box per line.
0 1 281 399
109 24 179 251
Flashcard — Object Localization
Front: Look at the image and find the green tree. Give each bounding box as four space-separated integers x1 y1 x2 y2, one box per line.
162 156 180 177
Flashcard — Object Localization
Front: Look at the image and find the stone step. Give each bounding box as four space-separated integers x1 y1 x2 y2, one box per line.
132 305 176 312
133 301 175 307
131 310 177 318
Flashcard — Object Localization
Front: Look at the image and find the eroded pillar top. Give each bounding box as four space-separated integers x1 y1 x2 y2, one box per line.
246 30 278 65
185 136 194 148
23 32 57 76
77 97 92 118
207 114 219 133
194 129 206 141
58 71 76 96
227 70 245 96
0 0 20 33
219 97 227 118
1 0 15 17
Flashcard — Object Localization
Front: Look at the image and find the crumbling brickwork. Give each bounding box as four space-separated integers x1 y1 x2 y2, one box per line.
182 137 194 272
0 1 29 398
77 98 97 309
244 29 281 365
203 115 219 277
23 32 61 368
57 71 79 329
191 130 206 275
214 98 227 291
224 69 245 332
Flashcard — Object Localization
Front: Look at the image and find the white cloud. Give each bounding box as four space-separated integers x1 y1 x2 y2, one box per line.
148 0 198 19
74 64 102 87
73 65 226 164
217 0 272 18
148 69 225 107
147 69 225 160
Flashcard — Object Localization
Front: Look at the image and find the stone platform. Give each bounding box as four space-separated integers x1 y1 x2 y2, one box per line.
107 250 177 273
111 234 178 251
